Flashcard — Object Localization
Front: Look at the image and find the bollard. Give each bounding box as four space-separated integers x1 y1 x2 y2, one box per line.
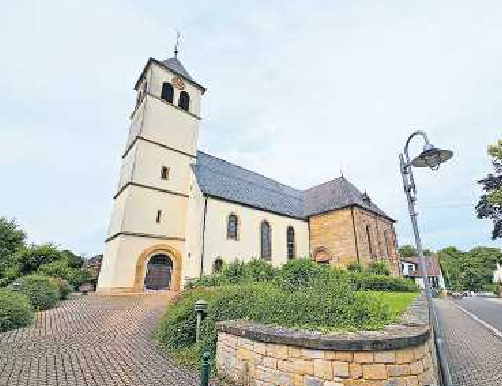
194 300 208 343
199 351 210 386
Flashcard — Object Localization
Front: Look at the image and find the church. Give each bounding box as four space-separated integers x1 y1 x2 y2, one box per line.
96 51 399 294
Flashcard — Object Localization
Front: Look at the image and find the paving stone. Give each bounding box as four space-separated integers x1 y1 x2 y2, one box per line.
0 294 220 386
435 298 502 386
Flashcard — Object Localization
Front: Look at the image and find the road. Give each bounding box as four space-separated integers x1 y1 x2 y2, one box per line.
435 297 502 386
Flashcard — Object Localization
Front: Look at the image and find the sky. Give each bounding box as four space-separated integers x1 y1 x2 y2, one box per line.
1 0 501 257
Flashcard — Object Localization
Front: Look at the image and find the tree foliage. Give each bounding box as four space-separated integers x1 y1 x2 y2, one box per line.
398 244 431 257
0 216 90 288
0 217 26 259
476 139 502 239
438 246 502 291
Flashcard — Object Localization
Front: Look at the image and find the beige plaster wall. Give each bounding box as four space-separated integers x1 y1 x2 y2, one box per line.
146 63 202 117
202 198 309 275
141 96 199 156
120 185 189 238
183 175 206 282
132 139 193 194
96 235 185 292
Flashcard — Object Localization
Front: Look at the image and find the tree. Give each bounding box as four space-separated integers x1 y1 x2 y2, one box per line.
476 139 502 239
15 244 66 275
0 217 26 284
398 245 416 257
0 217 26 259
398 245 432 257
438 246 502 291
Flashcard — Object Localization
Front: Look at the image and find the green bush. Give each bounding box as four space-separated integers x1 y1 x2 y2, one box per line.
221 260 247 283
274 258 325 292
348 272 418 292
157 282 393 370
17 275 60 310
244 259 277 282
347 262 363 272
367 262 391 276
0 289 34 332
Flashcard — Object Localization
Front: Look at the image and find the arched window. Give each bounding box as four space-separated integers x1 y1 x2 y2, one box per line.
384 230 391 257
213 258 223 274
366 225 374 259
227 213 238 240
286 226 295 260
161 82 174 103
260 221 271 260
178 90 190 111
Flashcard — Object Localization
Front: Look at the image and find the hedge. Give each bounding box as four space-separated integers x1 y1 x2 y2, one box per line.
190 259 418 293
158 278 399 370
17 274 60 310
0 289 34 332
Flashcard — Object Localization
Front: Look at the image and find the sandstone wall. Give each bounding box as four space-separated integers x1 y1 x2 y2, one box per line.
216 321 436 386
308 207 399 274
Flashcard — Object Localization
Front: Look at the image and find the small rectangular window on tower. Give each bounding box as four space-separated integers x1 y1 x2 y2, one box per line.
156 210 162 223
161 166 170 180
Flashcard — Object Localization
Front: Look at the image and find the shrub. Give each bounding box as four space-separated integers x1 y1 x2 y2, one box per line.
274 258 325 292
17 275 60 310
347 262 363 272
221 260 247 283
367 262 391 276
0 289 34 332
348 272 418 292
53 278 73 300
158 282 393 370
245 259 277 282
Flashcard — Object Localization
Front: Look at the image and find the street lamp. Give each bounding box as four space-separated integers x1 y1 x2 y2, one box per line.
400 130 452 294
399 130 453 385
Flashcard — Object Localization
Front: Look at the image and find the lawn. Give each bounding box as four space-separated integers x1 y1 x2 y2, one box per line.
364 291 419 321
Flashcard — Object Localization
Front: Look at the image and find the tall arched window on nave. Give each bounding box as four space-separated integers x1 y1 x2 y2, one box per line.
178 90 190 111
260 220 271 260
161 82 174 103
366 225 375 259
227 213 238 240
286 226 295 260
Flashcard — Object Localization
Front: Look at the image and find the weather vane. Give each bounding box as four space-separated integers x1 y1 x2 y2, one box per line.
174 31 181 58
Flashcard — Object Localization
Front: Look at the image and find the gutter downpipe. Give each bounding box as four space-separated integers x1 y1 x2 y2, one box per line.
200 196 208 278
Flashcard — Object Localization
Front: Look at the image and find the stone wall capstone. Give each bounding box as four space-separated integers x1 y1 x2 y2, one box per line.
216 297 437 386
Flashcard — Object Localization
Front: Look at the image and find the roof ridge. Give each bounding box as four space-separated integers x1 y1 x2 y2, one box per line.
194 162 304 202
197 151 303 195
304 176 346 192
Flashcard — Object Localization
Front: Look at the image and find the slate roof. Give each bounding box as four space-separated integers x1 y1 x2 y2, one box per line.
304 178 389 218
193 151 393 221
193 152 304 218
134 57 206 93
161 57 194 82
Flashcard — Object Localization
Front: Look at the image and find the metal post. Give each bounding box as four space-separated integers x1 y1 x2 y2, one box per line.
199 351 210 386
195 300 208 343
399 153 453 386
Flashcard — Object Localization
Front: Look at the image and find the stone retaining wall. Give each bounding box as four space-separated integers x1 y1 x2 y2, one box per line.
216 297 437 386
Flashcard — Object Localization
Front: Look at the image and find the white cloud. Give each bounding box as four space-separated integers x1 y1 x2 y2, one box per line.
1 0 501 254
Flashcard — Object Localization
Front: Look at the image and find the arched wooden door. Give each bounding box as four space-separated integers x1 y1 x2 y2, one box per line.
144 254 172 290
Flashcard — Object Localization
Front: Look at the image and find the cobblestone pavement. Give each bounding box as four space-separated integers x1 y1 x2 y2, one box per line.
435 298 502 386
0 294 203 386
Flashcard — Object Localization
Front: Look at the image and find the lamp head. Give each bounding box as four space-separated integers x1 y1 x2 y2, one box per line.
411 143 453 169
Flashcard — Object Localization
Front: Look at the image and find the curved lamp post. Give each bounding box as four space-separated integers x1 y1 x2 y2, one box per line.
399 130 453 385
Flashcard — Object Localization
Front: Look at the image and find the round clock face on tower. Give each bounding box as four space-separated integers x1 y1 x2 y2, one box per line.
172 77 185 90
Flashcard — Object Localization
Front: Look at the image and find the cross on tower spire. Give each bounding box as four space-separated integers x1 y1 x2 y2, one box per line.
174 31 181 58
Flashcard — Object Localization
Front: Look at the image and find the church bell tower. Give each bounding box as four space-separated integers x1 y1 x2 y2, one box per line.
97 48 206 294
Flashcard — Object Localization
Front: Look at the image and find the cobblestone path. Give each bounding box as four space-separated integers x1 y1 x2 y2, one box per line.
0 294 202 386
435 298 502 386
